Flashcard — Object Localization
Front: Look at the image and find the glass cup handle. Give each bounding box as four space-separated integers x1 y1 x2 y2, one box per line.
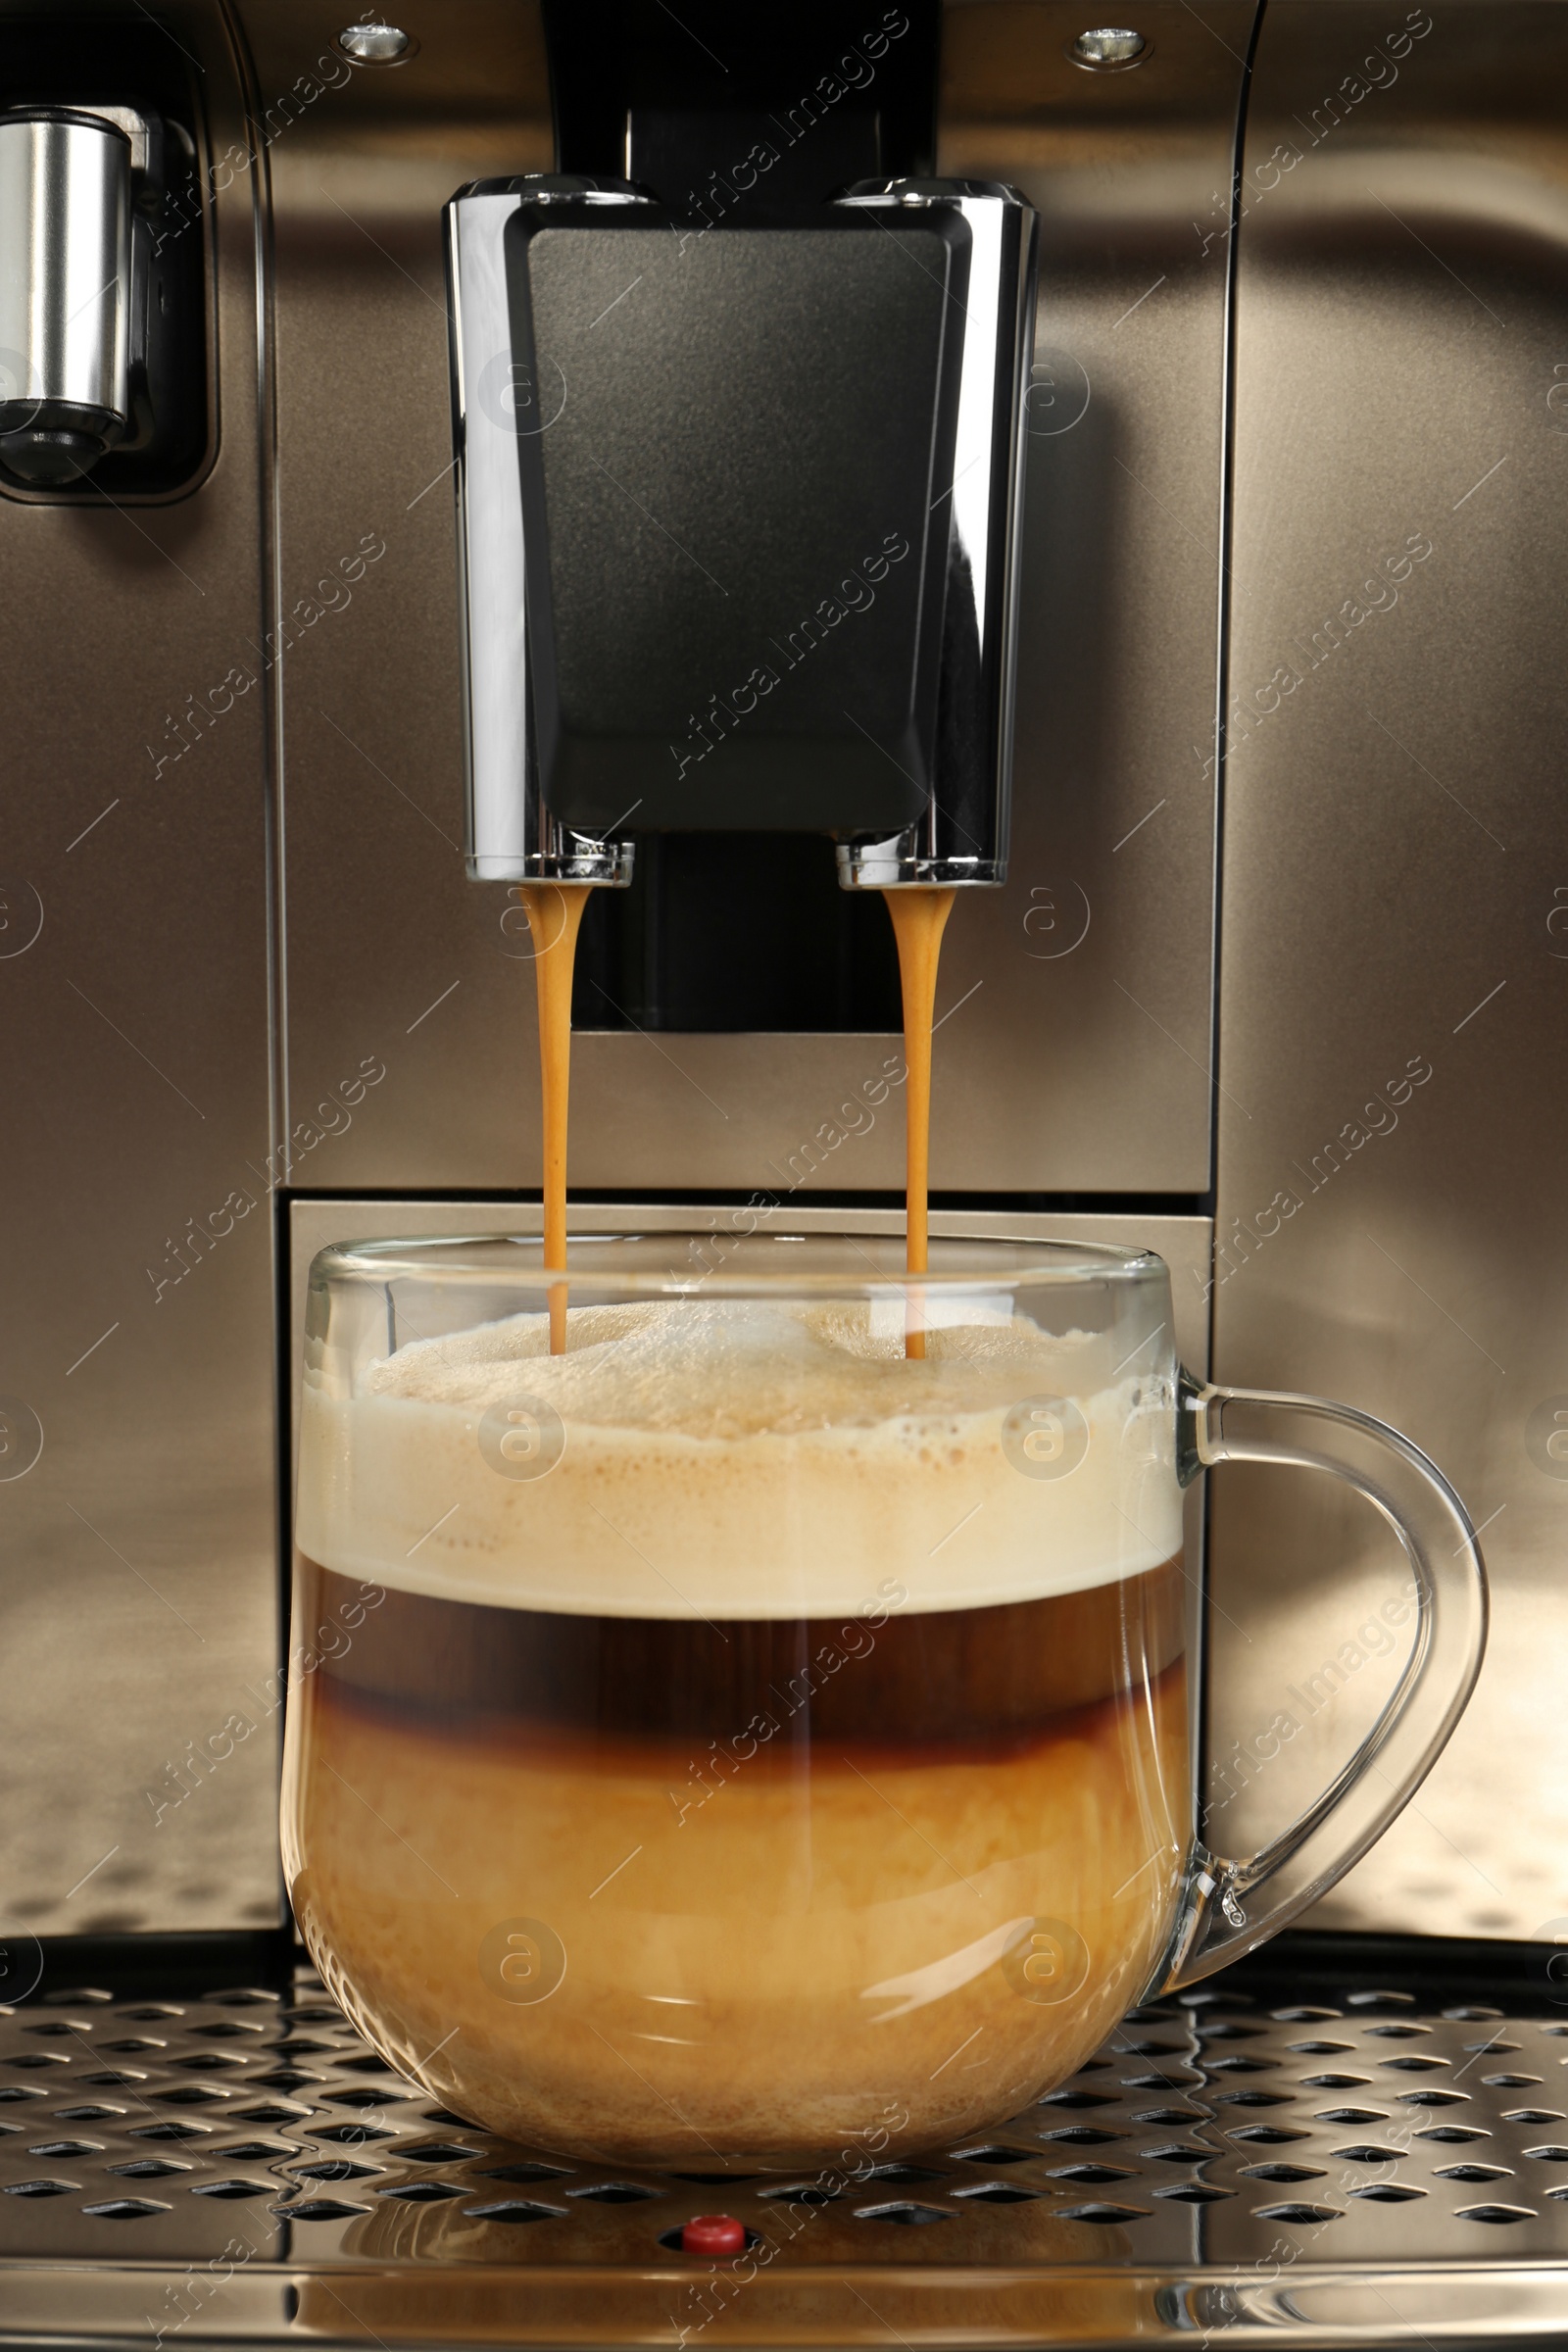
1154 1372 1489 1991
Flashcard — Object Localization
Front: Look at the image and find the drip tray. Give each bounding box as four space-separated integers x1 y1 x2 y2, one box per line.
3 1944 1568 2345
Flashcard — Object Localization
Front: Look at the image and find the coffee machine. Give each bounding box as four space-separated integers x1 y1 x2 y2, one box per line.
4 0 1567 2339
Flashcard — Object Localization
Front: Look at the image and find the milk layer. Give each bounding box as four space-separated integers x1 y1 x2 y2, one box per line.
295 1298 1182 1619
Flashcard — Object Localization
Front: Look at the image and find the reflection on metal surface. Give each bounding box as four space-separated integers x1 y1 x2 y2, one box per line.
1210 1 1568 1941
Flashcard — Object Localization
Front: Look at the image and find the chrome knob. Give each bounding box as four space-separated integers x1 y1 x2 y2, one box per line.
0 110 131 484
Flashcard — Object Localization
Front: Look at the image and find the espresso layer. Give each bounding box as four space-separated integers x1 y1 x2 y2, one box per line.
310 1557 1185 1744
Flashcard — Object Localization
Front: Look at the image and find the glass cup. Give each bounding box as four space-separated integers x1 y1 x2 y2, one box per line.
282 1233 1486 2169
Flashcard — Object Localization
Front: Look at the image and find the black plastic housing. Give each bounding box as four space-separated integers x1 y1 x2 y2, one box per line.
507 196 963 834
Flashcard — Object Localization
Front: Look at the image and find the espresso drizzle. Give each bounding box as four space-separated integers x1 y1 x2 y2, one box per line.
518 882 591 1354
882 888 956 1357
521 879 956 1358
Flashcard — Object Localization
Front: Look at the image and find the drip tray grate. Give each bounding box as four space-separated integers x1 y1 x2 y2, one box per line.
4 1954 1568 2344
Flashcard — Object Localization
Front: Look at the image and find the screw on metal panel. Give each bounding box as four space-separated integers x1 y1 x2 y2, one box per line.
1068 27 1148 68
337 24 416 65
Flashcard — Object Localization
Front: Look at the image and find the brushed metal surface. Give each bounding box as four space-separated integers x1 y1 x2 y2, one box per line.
248 0 550 1194
13 0 1547 1967
1 0 1246 1949
270 0 1247 1197
1210 2 1568 1941
0 2 278 1936
932 0 1248 1196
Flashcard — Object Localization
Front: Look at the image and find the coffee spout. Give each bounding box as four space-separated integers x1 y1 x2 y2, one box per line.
444 173 1034 891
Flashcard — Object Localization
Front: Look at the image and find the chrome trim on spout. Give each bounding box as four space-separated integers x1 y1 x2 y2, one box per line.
833 181 1036 893
446 175 644 886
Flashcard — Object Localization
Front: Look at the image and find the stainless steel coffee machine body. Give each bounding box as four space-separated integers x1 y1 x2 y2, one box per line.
1 0 1559 1988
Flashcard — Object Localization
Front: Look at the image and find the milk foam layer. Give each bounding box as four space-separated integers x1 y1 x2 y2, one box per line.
296 1298 1181 1618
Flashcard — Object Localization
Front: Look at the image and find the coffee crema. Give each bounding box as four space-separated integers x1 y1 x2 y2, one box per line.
285 1300 1190 2164
295 1299 1182 1616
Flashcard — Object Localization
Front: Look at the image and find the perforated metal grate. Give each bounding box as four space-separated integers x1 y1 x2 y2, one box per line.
5 1968 1568 2341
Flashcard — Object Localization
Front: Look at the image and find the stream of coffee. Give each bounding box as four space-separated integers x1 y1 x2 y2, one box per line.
883 886 956 1356
521 878 955 1360
517 882 591 1353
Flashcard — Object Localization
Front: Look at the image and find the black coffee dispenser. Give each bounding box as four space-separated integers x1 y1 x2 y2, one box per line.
447 169 1034 881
